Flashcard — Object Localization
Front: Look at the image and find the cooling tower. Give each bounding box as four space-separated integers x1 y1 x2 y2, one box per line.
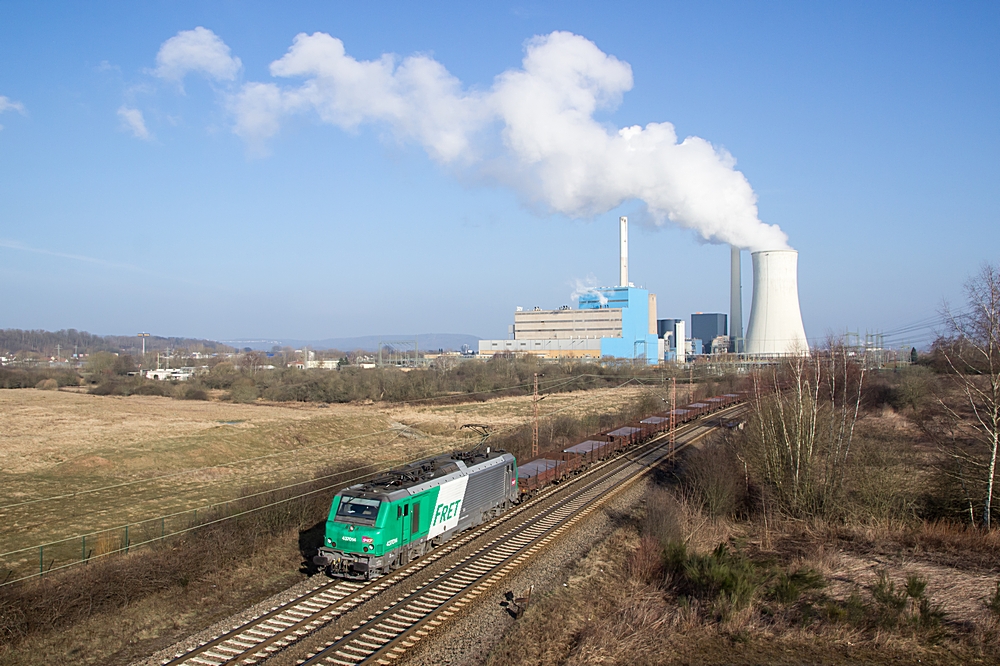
745 250 809 356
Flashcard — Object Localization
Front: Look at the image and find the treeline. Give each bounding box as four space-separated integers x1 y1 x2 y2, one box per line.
0 367 80 389
199 355 691 404
0 329 117 356
0 328 232 357
86 355 693 404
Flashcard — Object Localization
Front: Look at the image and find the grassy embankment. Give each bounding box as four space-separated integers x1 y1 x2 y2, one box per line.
490 367 1000 665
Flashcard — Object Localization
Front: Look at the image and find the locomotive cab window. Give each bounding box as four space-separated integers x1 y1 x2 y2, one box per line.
335 496 380 524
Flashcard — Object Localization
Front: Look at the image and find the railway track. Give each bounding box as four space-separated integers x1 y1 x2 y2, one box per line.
298 406 743 666
160 405 742 666
159 470 578 666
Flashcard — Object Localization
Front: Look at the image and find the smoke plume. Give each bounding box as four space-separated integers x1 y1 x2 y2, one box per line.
569 276 609 306
232 31 789 251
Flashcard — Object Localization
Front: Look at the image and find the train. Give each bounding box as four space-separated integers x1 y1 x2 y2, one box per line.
312 392 741 580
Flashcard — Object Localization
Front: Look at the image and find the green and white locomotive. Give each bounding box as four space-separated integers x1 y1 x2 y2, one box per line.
313 448 518 579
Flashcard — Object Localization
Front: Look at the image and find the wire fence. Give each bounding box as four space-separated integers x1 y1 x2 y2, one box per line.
0 457 401 588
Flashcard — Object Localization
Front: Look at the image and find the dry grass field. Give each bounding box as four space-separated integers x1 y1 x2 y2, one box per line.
0 381 669 666
0 384 661 569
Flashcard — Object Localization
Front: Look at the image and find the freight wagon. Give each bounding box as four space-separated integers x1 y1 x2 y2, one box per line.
315 392 743 579
639 415 670 435
516 452 590 494
606 425 643 448
314 449 518 580
562 438 615 465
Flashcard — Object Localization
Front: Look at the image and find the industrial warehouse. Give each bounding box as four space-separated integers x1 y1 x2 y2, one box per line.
479 216 810 364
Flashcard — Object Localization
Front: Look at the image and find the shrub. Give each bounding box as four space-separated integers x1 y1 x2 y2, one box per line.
0 368 79 389
771 568 826 604
34 378 58 391
228 378 258 403
641 487 683 548
132 381 173 396
665 542 762 612
178 385 209 401
685 441 746 518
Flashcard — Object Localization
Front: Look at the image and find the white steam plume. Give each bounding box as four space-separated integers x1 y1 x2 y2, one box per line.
232 31 789 251
570 276 609 306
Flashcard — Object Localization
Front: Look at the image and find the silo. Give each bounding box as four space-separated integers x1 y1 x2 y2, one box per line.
745 250 809 356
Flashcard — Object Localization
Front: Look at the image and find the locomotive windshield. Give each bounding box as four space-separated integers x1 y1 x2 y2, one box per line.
335 496 381 524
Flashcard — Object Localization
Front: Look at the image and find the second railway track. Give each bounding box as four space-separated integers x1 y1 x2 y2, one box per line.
160 405 743 666
298 406 743 666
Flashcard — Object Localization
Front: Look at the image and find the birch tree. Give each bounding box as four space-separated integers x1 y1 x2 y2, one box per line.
745 342 866 517
940 263 1000 529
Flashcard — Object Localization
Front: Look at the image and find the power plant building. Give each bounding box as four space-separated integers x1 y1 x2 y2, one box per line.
478 217 660 364
478 286 660 363
478 218 811 363
691 313 727 349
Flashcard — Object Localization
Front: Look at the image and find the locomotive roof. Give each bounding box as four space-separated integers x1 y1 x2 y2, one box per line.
340 448 512 499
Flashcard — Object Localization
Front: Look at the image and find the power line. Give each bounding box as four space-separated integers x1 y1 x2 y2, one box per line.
0 426 398 512
0 376 613 512
0 377 655 584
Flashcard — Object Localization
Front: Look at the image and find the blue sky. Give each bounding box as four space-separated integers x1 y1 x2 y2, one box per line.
0 1 997 350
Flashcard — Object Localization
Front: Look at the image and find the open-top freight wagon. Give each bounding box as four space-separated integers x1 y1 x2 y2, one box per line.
522 392 744 497
315 391 744 578
314 448 518 579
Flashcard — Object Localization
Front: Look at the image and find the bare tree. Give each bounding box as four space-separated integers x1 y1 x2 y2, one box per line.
745 341 866 517
940 263 1000 529
240 351 266 375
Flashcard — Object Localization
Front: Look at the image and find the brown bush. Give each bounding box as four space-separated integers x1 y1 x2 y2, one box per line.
34 379 58 391
177 385 209 401
626 534 664 583
685 440 747 519
641 486 683 547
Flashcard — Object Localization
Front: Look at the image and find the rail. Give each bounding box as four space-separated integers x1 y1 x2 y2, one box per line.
158 404 743 666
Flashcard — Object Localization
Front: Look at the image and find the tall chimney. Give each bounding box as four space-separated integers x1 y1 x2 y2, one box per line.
619 216 629 287
745 250 809 356
730 245 744 353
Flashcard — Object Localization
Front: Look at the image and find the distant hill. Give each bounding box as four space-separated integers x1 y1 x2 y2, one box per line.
222 334 481 353
0 328 234 356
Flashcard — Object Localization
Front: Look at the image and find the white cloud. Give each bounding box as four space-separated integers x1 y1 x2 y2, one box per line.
154 26 242 84
0 95 26 130
230 31 789 251
117 106 151 140
233 32 487 162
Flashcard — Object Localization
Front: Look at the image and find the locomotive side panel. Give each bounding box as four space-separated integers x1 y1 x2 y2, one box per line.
457 455 514 532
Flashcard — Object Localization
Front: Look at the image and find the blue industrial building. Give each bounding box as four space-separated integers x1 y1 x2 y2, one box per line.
477 216 661 364
577 286 660 364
